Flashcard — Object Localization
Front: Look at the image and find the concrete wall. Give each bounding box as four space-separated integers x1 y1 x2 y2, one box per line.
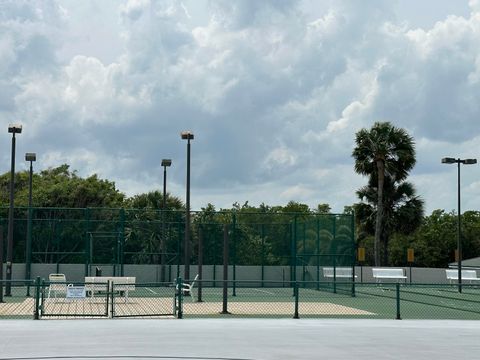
5 263 458 284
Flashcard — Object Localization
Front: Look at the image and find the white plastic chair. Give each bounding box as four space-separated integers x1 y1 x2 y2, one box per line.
48 273 67 299
179 274 199 301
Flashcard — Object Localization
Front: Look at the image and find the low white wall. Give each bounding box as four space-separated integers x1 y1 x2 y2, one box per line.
3 263 460 284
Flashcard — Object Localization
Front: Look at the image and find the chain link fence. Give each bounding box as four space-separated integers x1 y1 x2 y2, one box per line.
1 207 355 286
1 279 480 320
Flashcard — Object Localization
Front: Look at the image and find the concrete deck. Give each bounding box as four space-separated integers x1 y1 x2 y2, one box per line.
0 319 479 359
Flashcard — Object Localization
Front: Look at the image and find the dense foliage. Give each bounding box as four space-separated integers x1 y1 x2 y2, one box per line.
0 163 479 268
0 164 125 208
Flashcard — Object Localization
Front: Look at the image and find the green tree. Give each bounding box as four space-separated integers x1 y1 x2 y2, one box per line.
192 203 231 265
352 122 416 265
0 164 125 208
406 210 480 268
316 203 331 214
125 191 184 272
0 165 126 263
355 175 424 264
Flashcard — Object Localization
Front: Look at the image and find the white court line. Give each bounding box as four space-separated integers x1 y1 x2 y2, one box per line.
145 288 159 295
250 289 276 295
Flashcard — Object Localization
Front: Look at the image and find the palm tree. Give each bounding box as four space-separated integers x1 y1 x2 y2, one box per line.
355 175 424 264
352 122 416 265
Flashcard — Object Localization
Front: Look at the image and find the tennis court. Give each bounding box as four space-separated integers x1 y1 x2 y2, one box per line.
1 280 480 320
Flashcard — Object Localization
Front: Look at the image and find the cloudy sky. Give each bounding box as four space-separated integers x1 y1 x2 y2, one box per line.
1 0 479 214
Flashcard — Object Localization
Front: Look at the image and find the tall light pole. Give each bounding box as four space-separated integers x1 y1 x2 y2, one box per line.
161 159 172 282
181 131 194 282
25 152 36 296
442 157 477 293
6 124 22 296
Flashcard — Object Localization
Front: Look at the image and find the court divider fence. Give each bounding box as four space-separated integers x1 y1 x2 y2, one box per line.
1 278 480 320
0 207 355 286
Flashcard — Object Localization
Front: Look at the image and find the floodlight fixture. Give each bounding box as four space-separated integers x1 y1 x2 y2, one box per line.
161 159 172 167
181 131 194 140
463 159 477 165
441 157 456 164
8 124 22 134
25 153 36 162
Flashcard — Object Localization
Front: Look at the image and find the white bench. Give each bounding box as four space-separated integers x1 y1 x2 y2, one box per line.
445 269 480 283
323 267 357 279
85 276 136 302
372 268 407 283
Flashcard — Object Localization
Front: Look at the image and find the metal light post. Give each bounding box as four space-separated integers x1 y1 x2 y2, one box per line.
441 157 477 293
161 159 172 282
181 131 194 282
6 124 22 296
25 152 36 296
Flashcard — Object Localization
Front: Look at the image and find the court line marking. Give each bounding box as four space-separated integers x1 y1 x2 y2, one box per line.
250 289 276 295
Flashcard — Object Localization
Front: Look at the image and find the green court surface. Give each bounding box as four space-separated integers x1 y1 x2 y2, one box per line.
181 283 480 319
1 282 480 320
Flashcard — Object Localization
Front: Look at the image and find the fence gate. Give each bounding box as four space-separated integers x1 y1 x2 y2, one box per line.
40 280 109 318
39 280 177 319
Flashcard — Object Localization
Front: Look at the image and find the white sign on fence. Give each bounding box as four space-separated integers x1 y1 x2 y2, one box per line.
66 285 86 298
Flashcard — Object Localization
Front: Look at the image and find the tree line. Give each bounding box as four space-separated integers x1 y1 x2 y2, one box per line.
1 122 478 268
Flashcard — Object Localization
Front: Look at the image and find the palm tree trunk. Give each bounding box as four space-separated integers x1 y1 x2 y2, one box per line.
375 159 385 266
382 231 389 266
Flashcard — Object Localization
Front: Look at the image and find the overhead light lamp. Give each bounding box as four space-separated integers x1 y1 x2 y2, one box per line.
181 131 194 140
441 157 456 164
25 153 36 162
8 124 22 134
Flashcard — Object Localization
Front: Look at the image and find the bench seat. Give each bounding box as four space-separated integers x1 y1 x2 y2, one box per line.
84 276 136 301
445 269 480 283
323 267 357 279
372 268 407 283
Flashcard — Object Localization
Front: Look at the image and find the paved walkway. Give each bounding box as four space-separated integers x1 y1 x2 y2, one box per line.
0 319 479 359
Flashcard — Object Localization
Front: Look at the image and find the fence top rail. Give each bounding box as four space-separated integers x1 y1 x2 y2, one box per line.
0 206 353 217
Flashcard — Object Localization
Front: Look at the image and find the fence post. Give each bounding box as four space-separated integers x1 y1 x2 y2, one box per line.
396 283 401 320
291 216 298 296
26 207 33 296
232 212 237 297
222 224 230 314
108 280 113 318
0 227 3 303
197 226 203 303
261 224 265 287
177 277 183 319
34 277 41 320
333 256 337 294
293 282 299 319
119 208 125 277
84 207 91 277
